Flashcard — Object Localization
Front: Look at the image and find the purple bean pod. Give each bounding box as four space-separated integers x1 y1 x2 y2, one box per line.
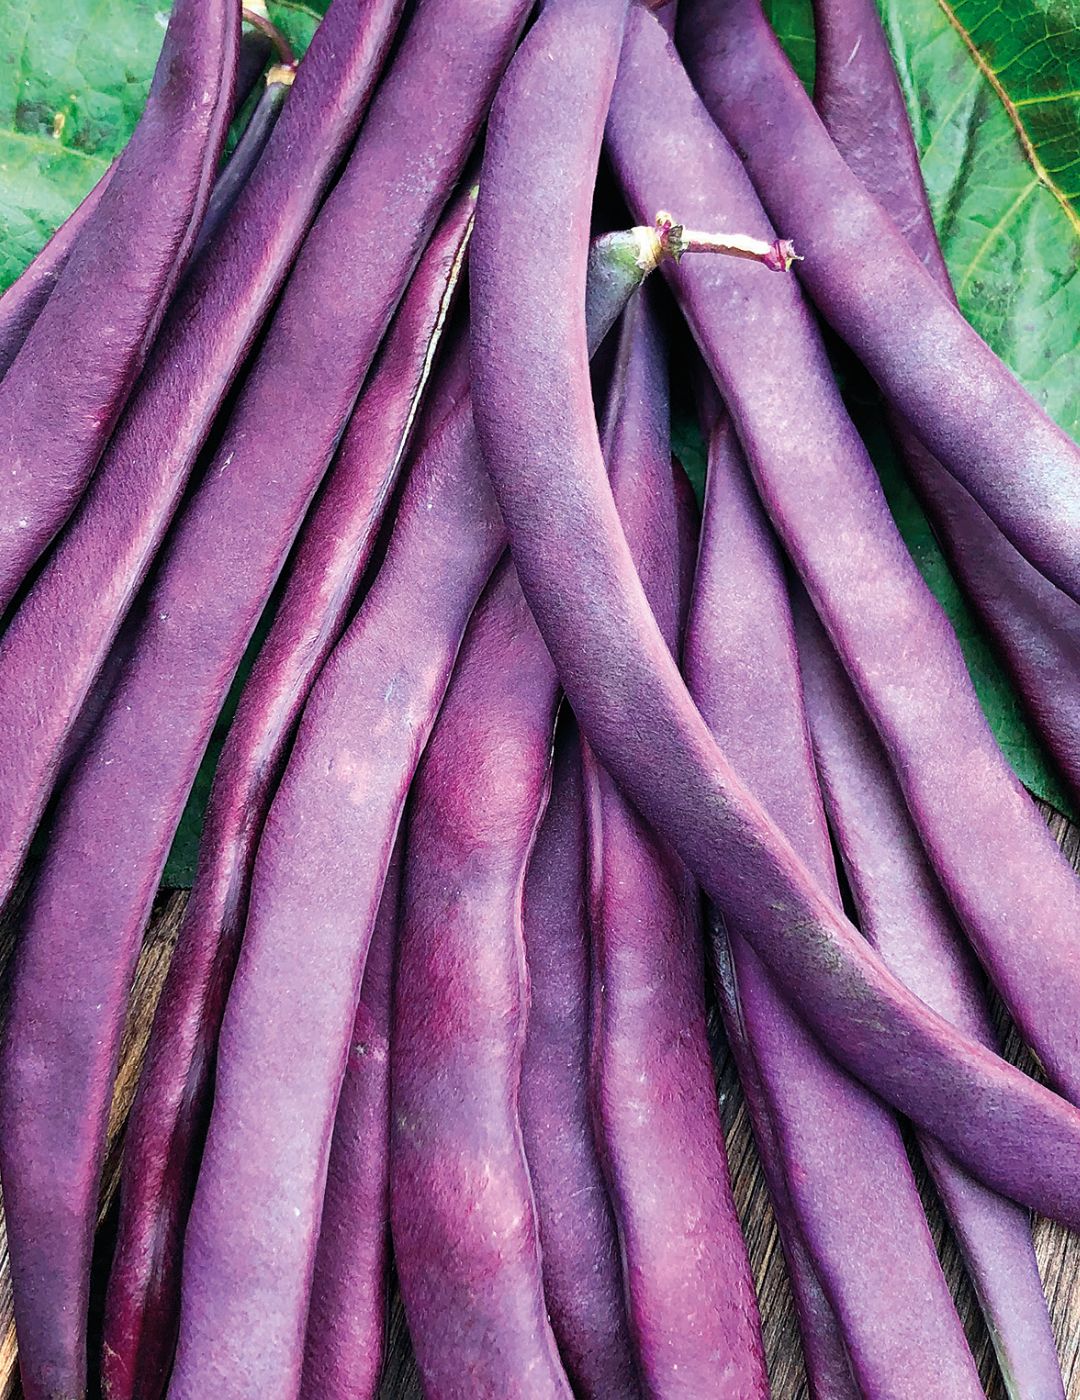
609 12 1080 1106
469 0 1080 1227
0 0 406 915
391 554 571 1397
299 842 401 1400
190 65 296 266
101 186 474 1400
793 593 1064 1400
684 390 980 1396
0 163 115 380
1 4 520 1396
707 920 858 1400
165 218 654 1400
0 0 238 615
520 715 640 1398
678 0 1080 606
583 290 768 1397
236 12 275 106
810 0 1080 802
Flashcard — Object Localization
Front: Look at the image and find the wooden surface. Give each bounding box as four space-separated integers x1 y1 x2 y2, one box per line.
0 809 1077 1398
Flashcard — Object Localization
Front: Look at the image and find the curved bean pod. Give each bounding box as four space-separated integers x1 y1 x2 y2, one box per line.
521 718 639 1398
101 182 474 1400
0 0 405 915
166 215 653 1400
810 0 1080 801
0 0 238 614
678 0 1080 605
608 12 1080 1104
794 594 1064 1400
2 4 513 1395
0 163 115 381
391 555 571 1398
469 0 1080 1227
584 291 768 1398
684 395 979 1396
299 844 401 1400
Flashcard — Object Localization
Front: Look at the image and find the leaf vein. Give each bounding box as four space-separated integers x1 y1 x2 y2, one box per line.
934 0 1080 236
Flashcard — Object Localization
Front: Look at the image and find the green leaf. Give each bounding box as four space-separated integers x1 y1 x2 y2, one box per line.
762 0 817 90
879 0 1080 439
0 1 171 290
0 1 328 294
267 0 328 59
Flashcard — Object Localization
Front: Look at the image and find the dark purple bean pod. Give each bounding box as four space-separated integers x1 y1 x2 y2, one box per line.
1 5 521 1396
707 921 858 1400
236 8 275 106
165 221 654 1400
609 13 1080 1104
0 163 115 380
391 555 571 1398
679 0 1080 605
101 187 473 1400
299 843 401 1400
684 392 979 1396
520 716 639 1399
468 0 1080 1227
583 291 768 1397
0 0 238 615
190 65 296 266
0 0 406 916
793 595 1064 1400
810 0 1080 802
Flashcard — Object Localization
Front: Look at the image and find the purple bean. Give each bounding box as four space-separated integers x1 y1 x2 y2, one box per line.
616 8 1080 1092
236 13 275 106
793 593 1064 1399
0 0 406 915
0 163 115 381
684 391 979 1395
299 843 401 1400
0 0 238 615
708 921 858 1400
679 0 1080 605
583 290 768 1397
172 395 503 1398
809 0 1080 802
520 716 639 1398
1 4 519 1395
101 186 474 1400
166 217 654 1400
612 10 1080 1106
190 66 295 266
391 554 571 1397
468 0 1080 1226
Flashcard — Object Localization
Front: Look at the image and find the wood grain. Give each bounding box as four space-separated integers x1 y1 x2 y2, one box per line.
0 808 1075 1398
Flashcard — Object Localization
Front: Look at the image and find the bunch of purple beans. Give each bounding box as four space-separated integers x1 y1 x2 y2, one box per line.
0 0 1077 1396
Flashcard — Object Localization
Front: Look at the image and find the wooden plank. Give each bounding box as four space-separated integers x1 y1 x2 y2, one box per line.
0 807 1075 1397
